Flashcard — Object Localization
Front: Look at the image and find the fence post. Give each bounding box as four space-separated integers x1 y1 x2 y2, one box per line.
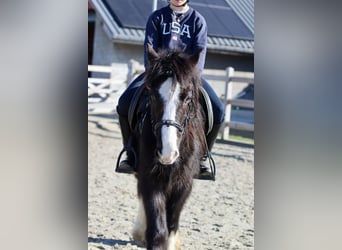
127 59 144 87
127 59 134 87
109 63 116 89
221 67 234 140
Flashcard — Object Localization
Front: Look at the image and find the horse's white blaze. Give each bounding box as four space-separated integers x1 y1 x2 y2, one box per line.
132 198 146 242
167 231 180 250
158 77 180 165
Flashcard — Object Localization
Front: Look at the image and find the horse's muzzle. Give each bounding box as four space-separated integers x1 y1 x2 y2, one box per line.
157 150 179 165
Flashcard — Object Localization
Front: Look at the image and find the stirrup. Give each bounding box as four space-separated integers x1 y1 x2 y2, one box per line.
116 158 135 174
197 153 216 181
115 146 137 173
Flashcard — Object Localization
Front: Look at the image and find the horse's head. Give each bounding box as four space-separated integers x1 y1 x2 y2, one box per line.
144 44 202 165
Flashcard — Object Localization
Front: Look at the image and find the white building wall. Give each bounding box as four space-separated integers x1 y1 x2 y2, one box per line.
92 18 144 66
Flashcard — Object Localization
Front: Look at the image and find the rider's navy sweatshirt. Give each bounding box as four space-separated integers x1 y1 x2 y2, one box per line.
144 6 208 72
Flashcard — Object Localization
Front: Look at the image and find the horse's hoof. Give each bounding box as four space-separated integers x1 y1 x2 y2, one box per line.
175 238 181 250
132 229 145 243
168 231 181 250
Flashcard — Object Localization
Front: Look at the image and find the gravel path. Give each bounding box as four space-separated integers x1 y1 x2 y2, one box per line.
88 113 254 250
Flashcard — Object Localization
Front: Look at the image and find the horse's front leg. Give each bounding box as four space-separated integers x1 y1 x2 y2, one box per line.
143 191 169 250
132 196 146 243
166 185 193 250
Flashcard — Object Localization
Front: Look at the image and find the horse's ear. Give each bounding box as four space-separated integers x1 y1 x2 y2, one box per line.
147 43 159 62
189 48 202 66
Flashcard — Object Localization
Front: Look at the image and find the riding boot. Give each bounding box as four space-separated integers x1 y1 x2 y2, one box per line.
198 123 222 180
116 115 136 173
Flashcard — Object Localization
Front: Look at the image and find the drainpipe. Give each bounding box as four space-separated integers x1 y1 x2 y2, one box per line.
152 0 158 12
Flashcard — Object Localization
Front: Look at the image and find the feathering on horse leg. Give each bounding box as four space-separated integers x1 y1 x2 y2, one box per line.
144 191 169 249
132 197 146 243
167 231 180 250
166 185 192 250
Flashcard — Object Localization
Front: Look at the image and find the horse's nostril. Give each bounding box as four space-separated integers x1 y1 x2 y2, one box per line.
173 150 179 160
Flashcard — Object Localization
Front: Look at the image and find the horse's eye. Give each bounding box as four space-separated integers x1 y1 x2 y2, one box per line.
185 96 192 104
179 93 187 101
181 94 192 105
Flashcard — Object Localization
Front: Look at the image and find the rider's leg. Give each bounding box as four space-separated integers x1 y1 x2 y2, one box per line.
116 73 145 172
200 78 225 179
117 114 135 172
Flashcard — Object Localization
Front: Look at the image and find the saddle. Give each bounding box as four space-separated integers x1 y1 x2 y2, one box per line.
127 81 214 135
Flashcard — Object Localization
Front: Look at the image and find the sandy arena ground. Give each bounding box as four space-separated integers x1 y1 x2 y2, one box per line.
88 113 254 250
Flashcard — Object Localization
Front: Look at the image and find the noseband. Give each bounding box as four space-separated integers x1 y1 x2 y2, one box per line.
153 119 185 135
152 98 193 136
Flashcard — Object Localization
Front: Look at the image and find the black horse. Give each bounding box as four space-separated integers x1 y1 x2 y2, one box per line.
128 44 207 250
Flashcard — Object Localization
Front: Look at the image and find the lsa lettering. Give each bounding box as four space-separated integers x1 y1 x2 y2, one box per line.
162 22 191 38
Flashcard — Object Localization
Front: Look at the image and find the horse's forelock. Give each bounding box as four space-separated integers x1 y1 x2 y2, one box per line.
144 49 200 94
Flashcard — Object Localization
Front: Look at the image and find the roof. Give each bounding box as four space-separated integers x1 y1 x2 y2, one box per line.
90 0 254 55
226 0 254 33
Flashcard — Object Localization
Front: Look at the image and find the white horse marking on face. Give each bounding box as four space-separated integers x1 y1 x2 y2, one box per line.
158 77 181 165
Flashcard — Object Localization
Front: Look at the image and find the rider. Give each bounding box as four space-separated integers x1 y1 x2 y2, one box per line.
116 0 224 179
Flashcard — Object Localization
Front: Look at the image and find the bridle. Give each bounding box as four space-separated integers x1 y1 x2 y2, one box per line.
154 119 185 135
152 92 193 137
